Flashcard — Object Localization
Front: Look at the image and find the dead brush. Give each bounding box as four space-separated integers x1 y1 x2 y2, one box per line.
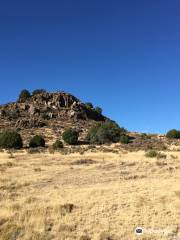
100 232 117 240
156 161 167 167
59 148 70 155
48 146 55 154
80 235 91 240
8 151 15 159
4 162 14 167
71 159 96 165
34 168 42 172
59 224 76 232
26 148 41 154
60 203 76 215
0 222 24 240
157 152 167 159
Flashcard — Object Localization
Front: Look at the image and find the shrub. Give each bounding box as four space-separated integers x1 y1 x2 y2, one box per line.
18 89 31 102
32 89 46 96
80 235 91 240
145 150 158 158
62 128 79 145
166 129 180 139
52 140 63 150
27 148 42 154
0 131 23 149
120 134 130 144
94 106 102 114
100 232 115 240
85 102 94 109
60 203 75 215
86 121 126 144
86 123 101 143
140 133 151 140
71 159 96 165
29 135 45 148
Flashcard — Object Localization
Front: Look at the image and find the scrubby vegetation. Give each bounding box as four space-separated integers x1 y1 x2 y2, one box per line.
32 89 46 96
60 203 75 215
29 135 45 148
94 106 102 114
85 102 94 109
140 133 151 140
18 89 31 101
120 134 130 144
145 150 158 158
86 121 127 144
0 131 23 149
80 235 91 240
166 129 180 139
145 150 166 159
52 139 63 150
62 128 79 145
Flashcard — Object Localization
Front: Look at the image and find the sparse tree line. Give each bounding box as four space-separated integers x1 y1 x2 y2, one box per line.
0 124 180 150
0 120 130 149
18 89 47 101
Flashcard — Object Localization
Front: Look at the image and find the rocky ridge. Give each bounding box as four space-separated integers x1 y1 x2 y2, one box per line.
0 91 106 143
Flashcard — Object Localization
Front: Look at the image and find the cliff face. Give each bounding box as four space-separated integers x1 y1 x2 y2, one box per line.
0 91 105 131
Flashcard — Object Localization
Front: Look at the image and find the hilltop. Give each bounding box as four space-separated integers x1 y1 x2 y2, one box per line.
0 90 106 146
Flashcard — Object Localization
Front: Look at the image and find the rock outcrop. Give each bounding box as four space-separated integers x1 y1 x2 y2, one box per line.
15 118 46 129
0 91 105 131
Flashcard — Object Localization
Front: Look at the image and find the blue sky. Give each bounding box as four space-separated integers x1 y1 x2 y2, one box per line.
0 0 180 133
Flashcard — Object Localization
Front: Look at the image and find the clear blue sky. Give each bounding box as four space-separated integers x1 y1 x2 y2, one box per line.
0 0 180 134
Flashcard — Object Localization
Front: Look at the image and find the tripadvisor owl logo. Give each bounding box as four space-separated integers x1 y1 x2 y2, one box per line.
135 227 144 236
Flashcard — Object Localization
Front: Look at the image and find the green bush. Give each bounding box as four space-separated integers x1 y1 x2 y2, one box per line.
86 121 126 144
86 123 101 144
85 102 94 109
29 135 45 148
52 140 63 150
18 89 31 101
94 106 102 115
120 134 130 144
32 89 46 96
0 131 23 149
62 128 79 145
166 129 180 139
145 150 158 158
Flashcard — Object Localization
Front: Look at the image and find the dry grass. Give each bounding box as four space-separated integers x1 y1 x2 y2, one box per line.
0 148 180 239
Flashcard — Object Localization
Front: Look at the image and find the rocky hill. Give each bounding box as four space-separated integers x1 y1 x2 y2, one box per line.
0 91 106 145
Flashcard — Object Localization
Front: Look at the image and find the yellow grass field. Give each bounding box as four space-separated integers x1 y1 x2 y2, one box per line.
0 148 180 240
